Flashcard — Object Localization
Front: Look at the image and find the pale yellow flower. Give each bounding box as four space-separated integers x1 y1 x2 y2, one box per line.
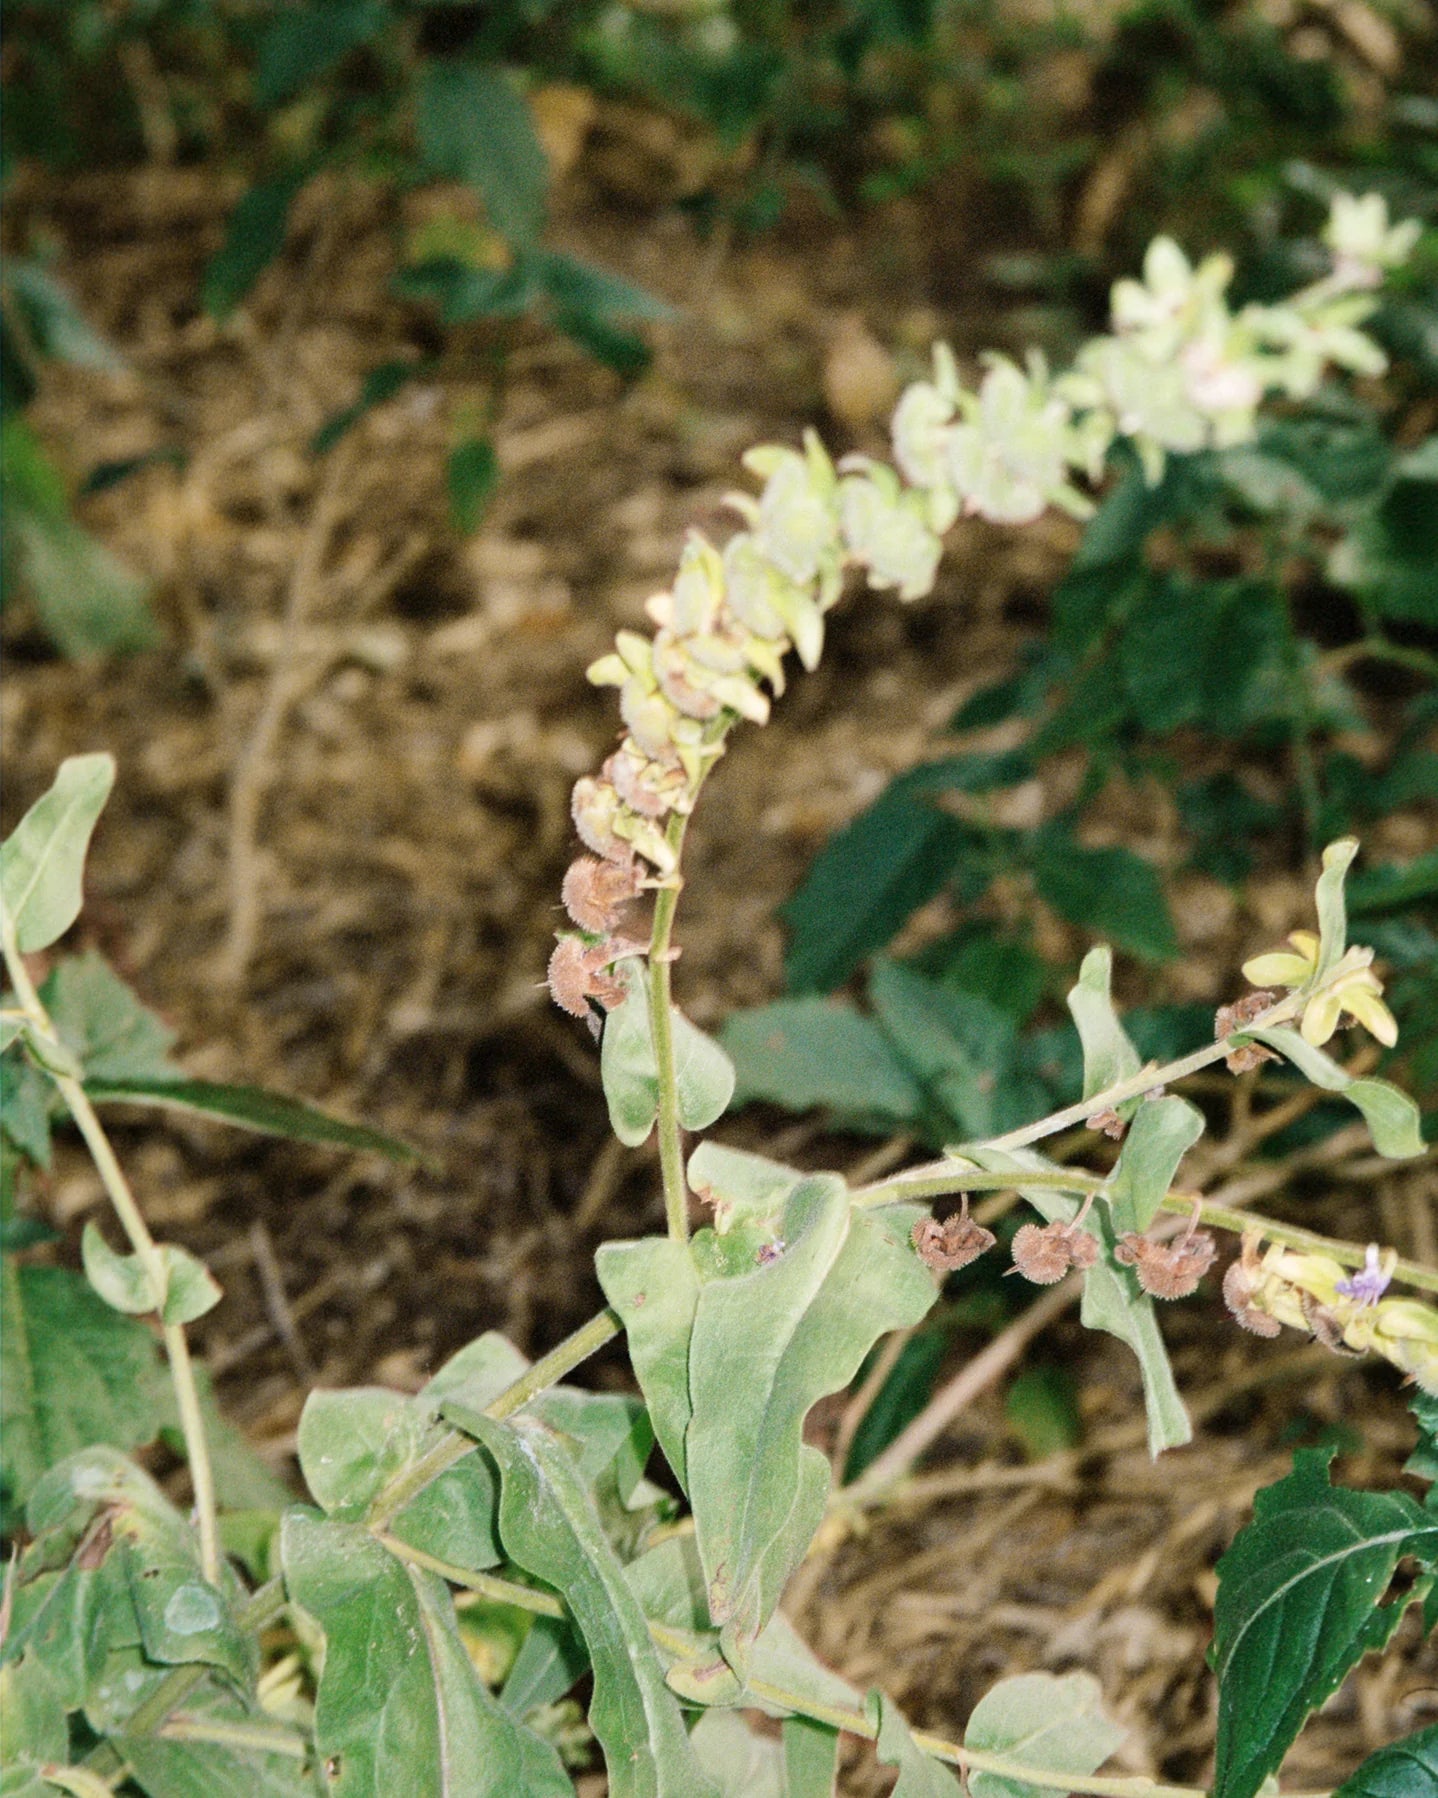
1241 934 1396 1048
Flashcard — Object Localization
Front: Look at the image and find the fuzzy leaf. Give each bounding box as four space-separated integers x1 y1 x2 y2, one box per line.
281 1510 571 1798
81 1223 221 1326
965 1672 1125 1798
784 1717 841 1798
685 1173 935 1659
444 1411 720 1798
600 962 734 1146
689 1712 784 1796
1334 1725 1438 1798
595 1235 700 1486
0 755 114 954
874 1693 963 1797
1247 1028 1422 1158
1 1260 167 1513
1104 1096 1204 1235
1211 1448 1438 1798
117 1680 320 1797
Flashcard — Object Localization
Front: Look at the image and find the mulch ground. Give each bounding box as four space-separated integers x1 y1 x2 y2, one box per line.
4 122 1435 1793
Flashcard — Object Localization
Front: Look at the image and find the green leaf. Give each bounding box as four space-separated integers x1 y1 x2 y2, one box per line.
721 999 925 1131
448 437 499 535
965 1671 1125 1798
1104 1096 1204 1236
599 962 734 1148
28 1448 255 1688
874 1692 963 1797
281 1509 572 1798
41 951 177 1082
1211 1448 1438 1798
1033 836 1177 963
595 1234 700 1486
1247 1029 1423 1159
964 1147 1190 1454
81 1223 221 1326
533 251 672 323
1348 849 1438 916
3 486 157 658
500 1615 588 1717
781 784 979 993
255 0 388 108
416 62 548 246
1117 575 1286 737
1334 1724 1438 1798
1 1260 167 1513
684 1172 935 1658
443 1411 720 1798
310 359 433 457
844 1328 949 1482
689 1712 784 1797
784 1717 841 1798
204 172 308 320
1004 1366 1081 1461
0 1651 68 1791
1066 947 1142 1109
83 1077 418 1160
117 1680 320 1798
5 263 123 374
0 1051 54 1168
1 754 115 954
1313 838 1358 981
870 960 1030 1138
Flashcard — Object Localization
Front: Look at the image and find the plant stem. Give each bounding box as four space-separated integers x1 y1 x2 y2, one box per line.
366 1308 621 1530
648 812 692 1244
378 1536 566 1617
0 920 220 1584
1172 1199 1438 1294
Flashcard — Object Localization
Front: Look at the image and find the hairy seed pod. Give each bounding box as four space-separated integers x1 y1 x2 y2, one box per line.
1221 1257 1282 1337
1115 1228 1217 1299
1010 1220 1096 1284
912 1203 995 1273
1215 990 1278 1074
561 856 641 934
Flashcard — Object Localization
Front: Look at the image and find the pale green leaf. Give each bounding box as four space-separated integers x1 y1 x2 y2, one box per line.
595 1236 700 1486
875 1693 963 1797
0 1653 67 1791
118 1680 320 1797
1104 1096 1204 1235
965 1672 1125 1798
1212 1449 1438 1798
1313 839 1358 981
672 1009 736 1133
0 755 115 954
41 950 178 1082
721 999 925 1130
600 963 734 1146
281 1509 571 1798
689 1712 784 1798
1066 947 1141 1109
1247 1028 1423 1158
444 1412 720 1798
784 1717 841 1798
81 1223 221 1326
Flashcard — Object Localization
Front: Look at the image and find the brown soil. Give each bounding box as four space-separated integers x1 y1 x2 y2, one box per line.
4 136 1435 1793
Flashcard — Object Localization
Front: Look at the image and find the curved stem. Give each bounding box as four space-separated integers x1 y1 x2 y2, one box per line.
648 812 692 1243
1 918 220 1584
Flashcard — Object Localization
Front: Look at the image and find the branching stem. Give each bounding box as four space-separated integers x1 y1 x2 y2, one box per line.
0 917 220 1584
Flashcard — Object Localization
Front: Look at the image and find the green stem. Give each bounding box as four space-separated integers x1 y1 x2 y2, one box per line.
366 1308 621 1530
0 917 220 1584
648 812 692 1244
378 1536 566 1617
1175 1199 1438 1294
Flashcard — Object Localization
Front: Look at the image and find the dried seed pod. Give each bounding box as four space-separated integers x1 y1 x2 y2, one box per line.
1221 1254 1281 1338
1301 1293 1363 1357
561 856 642 934
547 936 633 1019
1115 1226 1217 1299
1085 1108 1126 1140
912 1200 995 1273
1215 990 1278 1074
1010 1219 1098 1284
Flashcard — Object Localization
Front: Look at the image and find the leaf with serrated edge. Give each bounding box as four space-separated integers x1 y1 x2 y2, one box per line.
874 1693 964 1797
1104 1096 1204 1235
1 755 114 954
281 1510 571 1797
1066 947 1142 1112
965 1672 1125 1798
966 1146 1190 1453
685 1174 935 1659
1247 1028 1422 1159
1212 1448 1438 1798
445 1411 720 1798
1334 1724 1438 1798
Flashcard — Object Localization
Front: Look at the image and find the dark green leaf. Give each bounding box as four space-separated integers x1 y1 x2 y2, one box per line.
447 437 498 535
1 1260 167 1513
393 257 535 324
721 999 925 1132
0 1051 54 1167
310 360 432 457
84 1077 418 1160
80 446 187 497
255 0 389 109
868 959 1022 1138
204 172 308 320
1348 851 1438 916
282 1509 572 1797
1334 1725 1438 1798
416 62 548 246
1 753 114 954
1004 1366 1081 1461
445 1412 719 1798
1211 1448 1438 1798
844 1329 949 1483
1034 835 1178 962
911 923 1047 1028
781 785 979 993
500 1615 589 1717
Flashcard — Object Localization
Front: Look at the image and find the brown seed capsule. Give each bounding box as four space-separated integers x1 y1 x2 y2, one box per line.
912 1200 996 1273
1215 990 1278 1074
1221 1255 1282 1337
1300 1293 1363 1357
547 936 634 1018
1085 1108 1126 1140
1115 1225 1217 1299
561 856 642 934
1010 1219 1099 1284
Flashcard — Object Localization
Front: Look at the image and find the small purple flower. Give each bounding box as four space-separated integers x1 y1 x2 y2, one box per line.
1336 1244 1391 1307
